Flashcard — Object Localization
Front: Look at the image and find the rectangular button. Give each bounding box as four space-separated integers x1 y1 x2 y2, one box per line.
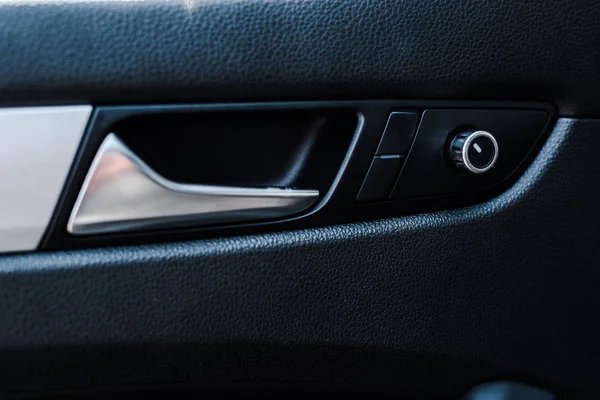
356 155 403 202
376 111 419 155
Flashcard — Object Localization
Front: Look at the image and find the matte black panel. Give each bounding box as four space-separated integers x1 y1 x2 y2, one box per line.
391 109 548 200
2 119 600 398
0 1 599 116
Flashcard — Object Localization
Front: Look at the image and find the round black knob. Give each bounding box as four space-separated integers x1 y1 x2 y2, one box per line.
449 130 498 174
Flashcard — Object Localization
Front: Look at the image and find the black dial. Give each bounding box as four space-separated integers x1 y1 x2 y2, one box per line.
449 130 499 174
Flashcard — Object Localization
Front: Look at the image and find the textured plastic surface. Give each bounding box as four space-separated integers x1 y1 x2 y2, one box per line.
462 382 555 400
0 1 599 117
1 119 599 398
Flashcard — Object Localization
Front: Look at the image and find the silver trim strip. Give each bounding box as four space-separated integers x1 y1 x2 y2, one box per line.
67 134 320 235
0 106 92 252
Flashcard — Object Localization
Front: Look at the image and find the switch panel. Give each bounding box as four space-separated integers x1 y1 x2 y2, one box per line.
356 155 404 202
357 111 419 202
390 109 549 200
375 111 419 155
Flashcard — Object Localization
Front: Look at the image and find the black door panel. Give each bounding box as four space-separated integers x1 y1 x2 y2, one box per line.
0 1 599 116
1 0 600 399
2 120 600 397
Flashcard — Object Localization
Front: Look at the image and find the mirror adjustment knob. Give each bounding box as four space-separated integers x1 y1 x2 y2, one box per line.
449 130 498 174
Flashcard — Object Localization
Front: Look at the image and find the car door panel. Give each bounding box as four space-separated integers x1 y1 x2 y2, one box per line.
0 1 599 399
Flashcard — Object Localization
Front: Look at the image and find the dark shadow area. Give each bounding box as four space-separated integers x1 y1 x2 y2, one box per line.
0 341 512 399
114 109 358 191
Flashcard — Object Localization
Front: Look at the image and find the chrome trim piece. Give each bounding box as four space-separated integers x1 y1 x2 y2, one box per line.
462 130 499 174
0 106 92 252
67 134 320 235
450 130 499 174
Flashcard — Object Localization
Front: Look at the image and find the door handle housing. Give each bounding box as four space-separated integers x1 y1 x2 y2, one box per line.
67 134 319 235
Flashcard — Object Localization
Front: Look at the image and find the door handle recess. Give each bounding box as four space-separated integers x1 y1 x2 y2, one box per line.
67 134 319 235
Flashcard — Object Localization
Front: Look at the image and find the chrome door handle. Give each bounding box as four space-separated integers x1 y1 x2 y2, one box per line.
67 134 319 235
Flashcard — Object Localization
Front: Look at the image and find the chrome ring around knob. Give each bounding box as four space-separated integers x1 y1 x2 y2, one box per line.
449 130 499 174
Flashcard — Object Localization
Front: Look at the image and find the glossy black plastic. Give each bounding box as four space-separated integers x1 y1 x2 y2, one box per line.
357 155 404 202
42 101 554 251
375 111 419 155
391 109 549 200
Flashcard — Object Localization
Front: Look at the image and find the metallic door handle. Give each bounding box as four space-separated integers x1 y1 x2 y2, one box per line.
67 134 319 235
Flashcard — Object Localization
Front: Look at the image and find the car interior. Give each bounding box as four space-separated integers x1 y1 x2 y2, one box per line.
0 0 599 399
